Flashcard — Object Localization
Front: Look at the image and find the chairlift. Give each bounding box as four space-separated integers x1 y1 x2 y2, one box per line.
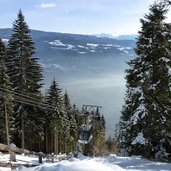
78 124 93 144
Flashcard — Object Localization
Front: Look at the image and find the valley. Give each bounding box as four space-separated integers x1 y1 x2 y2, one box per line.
0 28 136 136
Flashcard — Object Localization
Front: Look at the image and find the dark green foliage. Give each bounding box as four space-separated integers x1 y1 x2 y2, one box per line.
44 79 70 154
0 39 14 144
92 114 106 155
119 1 171 160
0 10 106 154
105 136 119 154
7 10 43 149
44 79 62 153
63 91 78 151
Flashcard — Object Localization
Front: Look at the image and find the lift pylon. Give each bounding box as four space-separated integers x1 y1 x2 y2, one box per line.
78 105 102 144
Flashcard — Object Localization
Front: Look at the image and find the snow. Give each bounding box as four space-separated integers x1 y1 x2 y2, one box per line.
103 47 110 50
125 47 132 49
1 153 171 171
130 87 142 94
48 40 132 54
118 47 125 51
48 40 77 51
77 45 84 48
87 43 99 47
2 39 9 45
149 81 160 91
49 40 66 46
132 132 148 145
79 52 87 54
9 143 17 148
130 103 147 125
67 44 75 50
168 68 171 76
117 47 130 53
103 44 113 47
160 57 170 63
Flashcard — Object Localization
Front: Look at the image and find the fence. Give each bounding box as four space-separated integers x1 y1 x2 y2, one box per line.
0 143 68 170
0 143 35 155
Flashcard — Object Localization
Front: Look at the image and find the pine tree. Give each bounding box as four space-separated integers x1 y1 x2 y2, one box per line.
93 113 106 155
45 79 67 154
0 39 14 145
119 1 171 159
119 57 149 155
7 10 43 149
63 91 77 152
72 103 81 128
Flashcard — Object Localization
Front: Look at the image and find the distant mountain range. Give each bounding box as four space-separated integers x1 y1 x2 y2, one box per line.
0 28 136 137
94 33 137 40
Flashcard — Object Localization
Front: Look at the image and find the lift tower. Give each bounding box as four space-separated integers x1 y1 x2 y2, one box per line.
78 105 102 156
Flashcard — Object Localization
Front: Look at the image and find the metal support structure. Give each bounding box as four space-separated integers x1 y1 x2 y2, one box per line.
78 104 102 156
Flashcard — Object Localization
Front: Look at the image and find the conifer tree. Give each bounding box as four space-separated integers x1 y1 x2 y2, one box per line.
45 79 68 154
72 103 81 128
0 39 14 145
63 91 77 152
7 10 43 149
119 1 171 159
93 113 106 155
119 57 149 155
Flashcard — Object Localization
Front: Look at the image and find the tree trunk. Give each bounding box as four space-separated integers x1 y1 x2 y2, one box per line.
4 98 9 145
21 113 25 150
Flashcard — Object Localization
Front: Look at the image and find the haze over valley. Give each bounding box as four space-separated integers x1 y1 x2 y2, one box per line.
0 28 136 136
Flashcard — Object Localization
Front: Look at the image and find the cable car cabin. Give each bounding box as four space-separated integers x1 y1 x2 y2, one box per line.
78 124 93 144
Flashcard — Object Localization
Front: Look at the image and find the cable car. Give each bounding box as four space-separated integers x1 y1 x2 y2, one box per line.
78 124 93 144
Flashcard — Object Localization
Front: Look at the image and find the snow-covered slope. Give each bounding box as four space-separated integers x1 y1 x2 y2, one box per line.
47 39 133 54
1 153 171 171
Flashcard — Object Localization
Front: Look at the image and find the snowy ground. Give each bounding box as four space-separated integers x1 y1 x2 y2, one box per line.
0 153 171 171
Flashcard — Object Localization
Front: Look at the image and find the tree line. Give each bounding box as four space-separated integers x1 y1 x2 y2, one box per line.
118 0 171 161
0 10 105 154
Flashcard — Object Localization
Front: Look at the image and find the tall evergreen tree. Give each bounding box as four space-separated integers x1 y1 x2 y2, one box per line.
63 91 77 152
7 10 43 149
119 1 171 160
93 114 106 155
119 57 149 155
45 79 68 154
0 39 14 145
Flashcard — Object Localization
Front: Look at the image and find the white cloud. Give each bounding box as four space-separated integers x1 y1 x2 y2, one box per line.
36 3 56 9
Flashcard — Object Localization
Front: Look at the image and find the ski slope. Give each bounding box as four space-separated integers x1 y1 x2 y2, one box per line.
0 153 171 171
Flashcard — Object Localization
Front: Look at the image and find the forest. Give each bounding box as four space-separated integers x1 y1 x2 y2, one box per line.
0 10 107 155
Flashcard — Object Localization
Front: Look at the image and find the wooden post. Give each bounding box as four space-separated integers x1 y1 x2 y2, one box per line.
38 152 43 164
9 143 16 162
11 164 17 170
51 153 54 163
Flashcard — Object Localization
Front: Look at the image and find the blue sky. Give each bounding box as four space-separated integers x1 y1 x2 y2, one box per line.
1 0 170 35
